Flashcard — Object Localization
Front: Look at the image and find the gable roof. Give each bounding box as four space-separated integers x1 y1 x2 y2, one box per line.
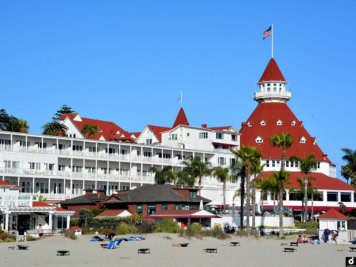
173 108 189 128
240 102 331 162
317 208 350 220
60 194 107 206
262 172 354 190
104 184 210 204
147 209 220 219
147 125 171 142
258 58 286 83
59 113 130 141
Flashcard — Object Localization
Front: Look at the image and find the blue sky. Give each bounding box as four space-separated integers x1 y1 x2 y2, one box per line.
0 1 355 180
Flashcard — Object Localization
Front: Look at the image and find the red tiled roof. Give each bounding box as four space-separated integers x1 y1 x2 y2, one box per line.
262 172 354 190
56 207 70 212
317 209 350 220
130 132 141 138
258 58 286 82
240 102 331 162
70 226 82 230
147 125 171 142
32 201 54 207
97 210 126 217
173 108 189 128
0 180 19 187
59 113 130 141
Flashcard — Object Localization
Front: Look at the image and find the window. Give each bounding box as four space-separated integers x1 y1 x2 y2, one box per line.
171 134 177 141
231 135 237 141
255 136 263 143
272 160 275 167
146 139 152 145
69 134 76 138
247 122 252 127
175 204 180 210
295 161 299 168
273 87 277 92
161 204 168 210
144 151 152 157
286 161 289 167
4 160 11 168
199 132 208 139
216 132 223 139
262 192 268 201
230 158 236 166
291 120 296 126
267 87 270 93
314 192 323 201
218 157 226 166
341 192 351 202
260 120 266 126
317 162 320 169
291 161 294 167
147 204 156 215
289 193 303 201
300 137 306 143
327 192 338 202
189 191 197 199
276 120 283 125
136 205 143 214
266 160 270 167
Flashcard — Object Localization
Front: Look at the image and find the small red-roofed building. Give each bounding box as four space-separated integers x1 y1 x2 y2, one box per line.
317 209 351 243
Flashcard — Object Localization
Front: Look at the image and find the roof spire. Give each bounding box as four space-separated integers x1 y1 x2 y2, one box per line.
173 108 189 128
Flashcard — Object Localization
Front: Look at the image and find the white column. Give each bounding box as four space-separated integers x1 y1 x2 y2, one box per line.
5 213 9 231
49 213 53 231
66 215 70 229
32 177 35 193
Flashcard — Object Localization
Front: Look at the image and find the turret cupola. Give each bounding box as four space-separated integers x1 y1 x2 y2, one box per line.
254 58 291 103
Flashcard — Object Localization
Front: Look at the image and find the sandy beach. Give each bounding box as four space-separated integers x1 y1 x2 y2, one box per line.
0 233 351 267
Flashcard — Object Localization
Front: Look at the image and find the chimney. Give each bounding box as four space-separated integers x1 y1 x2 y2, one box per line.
96 189 106 196
202 124 207 128
85 189 93 195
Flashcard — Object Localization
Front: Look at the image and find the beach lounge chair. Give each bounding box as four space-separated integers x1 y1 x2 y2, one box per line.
17 245 29 250
57 250 70 256
138 248 150 254
290 242 298 247
284 248 297 252
230 242 240 246
179 243 189 247
107 241 116 249
204 248 217 253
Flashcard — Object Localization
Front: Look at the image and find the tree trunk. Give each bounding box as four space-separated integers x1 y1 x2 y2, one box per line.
240 176 245 231
311 194 314 221
246 163 251 231
260 190 264 213
223 182 226 215
279 187 284 237
198 177 202 197
301 199 304 222
273 194 276 215
304 173 308 222
252 179 256 229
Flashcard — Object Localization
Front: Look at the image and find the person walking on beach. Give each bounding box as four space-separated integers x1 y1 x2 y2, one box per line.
38 224 44 238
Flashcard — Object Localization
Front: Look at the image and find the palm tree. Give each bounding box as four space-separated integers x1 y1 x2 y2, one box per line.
176 169 195 187
150 166 177 184
270 132 294 169
269 169 291 237
81 124 99 139
183 157 212 196
309 185 320 221
231 160 246 231
290 153 317 222
251 161 265 229
6 119 29 133
213 167 233 214
258 176 279 215
231 145 261 231
42 120 69 136
341 148 356 185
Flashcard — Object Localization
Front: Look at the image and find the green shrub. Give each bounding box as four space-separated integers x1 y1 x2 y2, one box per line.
137 220 156 233
158 219 180 233
116 223 138 235
26 236 39 241
70 218 80 227
82 228 97 235
294 221 318 230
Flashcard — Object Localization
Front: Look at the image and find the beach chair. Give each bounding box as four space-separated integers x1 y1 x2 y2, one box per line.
138 248 150 254
107 241 116 249
17 245 29 250
57 250 70 256
179 243 189 247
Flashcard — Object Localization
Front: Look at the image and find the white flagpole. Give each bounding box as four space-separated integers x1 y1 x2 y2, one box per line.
272 22 274 58
181 90 183 108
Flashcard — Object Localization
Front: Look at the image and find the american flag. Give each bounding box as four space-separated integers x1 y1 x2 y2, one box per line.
263 26 272 39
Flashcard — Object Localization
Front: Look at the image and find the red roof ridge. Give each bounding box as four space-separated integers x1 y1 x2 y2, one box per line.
317 208 350 220
173 108 189 128
259 58 286 83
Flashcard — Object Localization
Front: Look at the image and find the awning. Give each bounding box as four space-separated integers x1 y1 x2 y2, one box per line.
212 142 238 147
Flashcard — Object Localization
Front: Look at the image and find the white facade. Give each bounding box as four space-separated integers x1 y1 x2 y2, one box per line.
0 130 240 204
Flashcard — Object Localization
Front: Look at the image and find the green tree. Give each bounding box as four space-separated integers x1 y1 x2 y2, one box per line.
269 170 291 237
151 166 177 184
176 169 195 187
183 157 212 196
79 209 94 229
42 120 69 136
289 153 317 222
270 132 294 170
341 148 356 185
258 176 279 215
6 119 29 133
213 167 235 214
81 124 99 139
0 109 17 130
53 105 76 120
231 160 246 231
251 161 265 229
231 145 261 232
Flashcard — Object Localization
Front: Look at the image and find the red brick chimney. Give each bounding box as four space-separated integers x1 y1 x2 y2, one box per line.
85 189 93 195
202 124 207 128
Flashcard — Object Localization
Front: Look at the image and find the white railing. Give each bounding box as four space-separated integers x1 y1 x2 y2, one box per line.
254 91 291 99
0 195 32 208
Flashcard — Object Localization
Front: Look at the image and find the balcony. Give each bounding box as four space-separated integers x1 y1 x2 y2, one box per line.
0 195 32 208
254 91 291 101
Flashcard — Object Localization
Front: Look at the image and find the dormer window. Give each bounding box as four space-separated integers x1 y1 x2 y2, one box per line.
247 122 252 127
260 120 266 126
276 120 283 125
291 120 296 126
255 136 264 143
300 136 307 143
99 129 103 132
116 130 120 134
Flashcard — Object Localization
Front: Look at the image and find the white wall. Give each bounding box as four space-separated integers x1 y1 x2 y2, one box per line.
211 216 295 228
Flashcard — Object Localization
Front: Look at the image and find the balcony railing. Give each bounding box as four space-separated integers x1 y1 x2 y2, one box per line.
0 195 32 208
